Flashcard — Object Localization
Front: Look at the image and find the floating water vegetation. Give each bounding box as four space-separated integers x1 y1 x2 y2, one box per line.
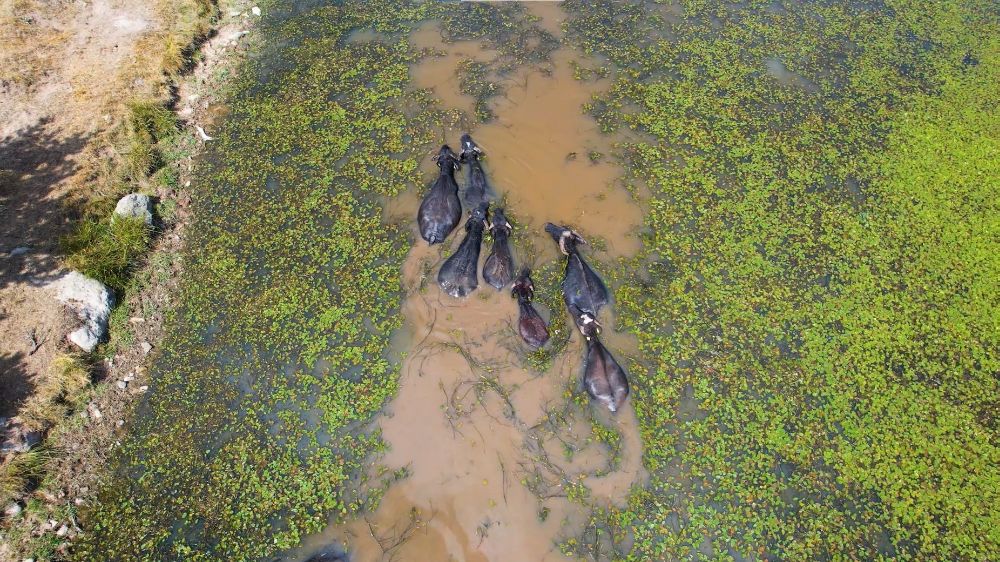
74 0 998 560
561 0 999 559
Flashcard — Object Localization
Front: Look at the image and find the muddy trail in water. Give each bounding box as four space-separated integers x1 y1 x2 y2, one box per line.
287 5 648 561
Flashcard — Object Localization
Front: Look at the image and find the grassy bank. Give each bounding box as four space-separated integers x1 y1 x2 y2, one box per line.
561 0 998 559
2 1 224 559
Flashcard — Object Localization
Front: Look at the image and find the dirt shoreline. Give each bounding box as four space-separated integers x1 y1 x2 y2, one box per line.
0 1 261 558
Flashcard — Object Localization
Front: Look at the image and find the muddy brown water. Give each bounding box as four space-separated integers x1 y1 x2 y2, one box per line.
287 5 647 561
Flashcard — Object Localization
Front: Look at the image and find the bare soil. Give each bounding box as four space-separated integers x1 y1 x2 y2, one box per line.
1 0 258 557
1 0 163 420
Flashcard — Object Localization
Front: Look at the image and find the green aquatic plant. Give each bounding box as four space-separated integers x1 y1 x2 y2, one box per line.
560 0 1000 559
457 58 500 123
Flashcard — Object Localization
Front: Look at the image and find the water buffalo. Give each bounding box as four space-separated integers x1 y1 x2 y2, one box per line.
482 208 515 289
511 268 550 349
438 202 490 298
417 145 463 245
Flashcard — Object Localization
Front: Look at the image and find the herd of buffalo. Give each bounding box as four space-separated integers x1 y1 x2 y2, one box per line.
416 134 630 413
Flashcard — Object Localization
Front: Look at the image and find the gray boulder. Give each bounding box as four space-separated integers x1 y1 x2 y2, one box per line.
1 422 41 454
113 193 153 226
51 271 113 352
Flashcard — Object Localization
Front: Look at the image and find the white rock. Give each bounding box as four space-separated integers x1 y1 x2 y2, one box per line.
139 386 149 392
129 316 145 323
123 373 134 382
195 125 214 141
116 381 127 391
140 341 152 354
116 420 124 428
251 6 261 16
113 193 154 226
88 406 102 421
56 524 68 537
4 503 21 517
51 272 113 352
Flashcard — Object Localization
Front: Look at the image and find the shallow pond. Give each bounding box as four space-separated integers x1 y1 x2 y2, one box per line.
286 5 648 560
78 1 999 561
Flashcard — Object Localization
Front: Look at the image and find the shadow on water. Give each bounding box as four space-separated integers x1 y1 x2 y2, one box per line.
284 4 651 561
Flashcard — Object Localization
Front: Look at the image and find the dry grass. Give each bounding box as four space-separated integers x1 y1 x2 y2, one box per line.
18 354 92 433
0 0 69 90
1 1 222 557
0 448 53 508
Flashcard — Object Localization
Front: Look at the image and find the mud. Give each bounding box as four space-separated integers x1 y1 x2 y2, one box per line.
287 5 647 561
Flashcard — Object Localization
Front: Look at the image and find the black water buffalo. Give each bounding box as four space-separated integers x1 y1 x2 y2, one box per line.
438 202 490 298
417 145 463 245
511 268 550 349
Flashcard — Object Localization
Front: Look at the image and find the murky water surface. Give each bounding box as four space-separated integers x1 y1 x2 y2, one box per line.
287 4 647 561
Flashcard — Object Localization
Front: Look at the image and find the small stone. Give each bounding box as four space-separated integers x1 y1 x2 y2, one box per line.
116 381 127 391
123 373 134 382
51 272 113 353
88 406 102 420
112 193 154 226
116 420 124 428
139 386 149 392
251 6 261 16
56 525 68 537
5 503 21 517
74 498 85 506
140 341 152 354
128 317 145 324
9 246 30 256
1 423 41 453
